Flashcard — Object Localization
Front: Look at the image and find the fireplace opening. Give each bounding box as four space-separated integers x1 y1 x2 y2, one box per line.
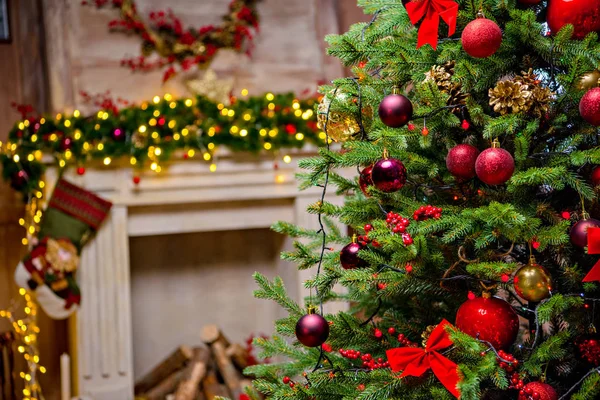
129 228 293 380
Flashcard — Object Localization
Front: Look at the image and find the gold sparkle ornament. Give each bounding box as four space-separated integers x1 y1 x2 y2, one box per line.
186 69 234 105
316 90 373 142
513 257 552 302
578 69 600 90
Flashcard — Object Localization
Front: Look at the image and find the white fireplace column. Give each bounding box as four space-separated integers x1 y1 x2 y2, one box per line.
44 153 350 399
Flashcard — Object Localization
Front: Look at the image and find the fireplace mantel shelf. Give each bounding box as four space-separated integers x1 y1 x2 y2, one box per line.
44 152 349 400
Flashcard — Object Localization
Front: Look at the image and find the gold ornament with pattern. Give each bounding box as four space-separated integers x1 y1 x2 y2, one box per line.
317 90 373 142
578 69 600 90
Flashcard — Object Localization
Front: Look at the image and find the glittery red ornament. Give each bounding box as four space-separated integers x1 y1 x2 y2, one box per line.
378 94 413 128
340 242 367 269
547 0 600 40
359 166 374 196
455 295 519 350
592 166 600 186
475 143 515 185
461 17 502 58
447 144 479 180
580 87 600 126
570 218 600 248
295 312 330 347
518 382 558 400
371 158 407 192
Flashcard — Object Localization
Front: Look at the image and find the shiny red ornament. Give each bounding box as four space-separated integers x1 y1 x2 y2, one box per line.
475 144 515 185
580 87 600 126
77 167 86 176
133 175 141 185
455 295 519 350
359 166 374 196
547 0 600 40
570 218 600 248
371 158 407 192
340 242 367 269
461 17 502 58
446 144 479 180
378 94 413 128
592 166 600 186
518 382 558 400
295 313 330 347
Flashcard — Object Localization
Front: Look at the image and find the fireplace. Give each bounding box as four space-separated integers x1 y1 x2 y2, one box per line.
44 150 348 399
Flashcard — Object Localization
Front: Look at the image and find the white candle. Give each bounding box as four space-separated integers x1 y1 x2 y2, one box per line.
60 353 71 400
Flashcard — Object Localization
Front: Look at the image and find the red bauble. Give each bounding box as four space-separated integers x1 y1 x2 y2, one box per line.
475 145 515 185
295 313 330 347
570 218 600 248
340 242 367 269
133 176 141 185
446 144 479 180
579 87 600 126
359 166 374 196
518 382 558 400
76 167 86 176
371 158 407 192
547 0 600 39
592 166 600 186
378 94 413 128
461 18 503 58
455 295 519 350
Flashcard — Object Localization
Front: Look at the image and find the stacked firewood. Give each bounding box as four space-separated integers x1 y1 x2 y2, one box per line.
135 325 258 400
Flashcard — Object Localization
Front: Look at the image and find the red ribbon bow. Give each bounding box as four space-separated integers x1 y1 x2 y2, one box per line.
584 227 600 282
386 319 460 398
405 0 459 50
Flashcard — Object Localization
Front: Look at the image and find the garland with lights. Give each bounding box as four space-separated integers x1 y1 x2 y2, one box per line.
84 0 261 81
1 92 322 198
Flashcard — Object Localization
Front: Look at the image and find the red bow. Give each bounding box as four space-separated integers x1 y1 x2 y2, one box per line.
584 227 600 282
386 319 460 398
405 0 459 50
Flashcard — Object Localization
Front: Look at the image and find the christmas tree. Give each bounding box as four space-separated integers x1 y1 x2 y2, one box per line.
248 1 600 399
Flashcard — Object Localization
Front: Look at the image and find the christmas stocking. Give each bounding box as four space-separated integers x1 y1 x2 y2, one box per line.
14 179 112 319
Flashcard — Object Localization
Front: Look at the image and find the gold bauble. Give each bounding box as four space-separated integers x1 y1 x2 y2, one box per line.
513 260 552 302
578 70 600 91
316 91 372 142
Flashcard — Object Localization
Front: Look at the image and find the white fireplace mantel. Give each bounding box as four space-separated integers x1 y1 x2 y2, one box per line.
44 150 349 400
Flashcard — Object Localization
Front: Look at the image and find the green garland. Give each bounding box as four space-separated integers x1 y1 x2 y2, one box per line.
2 92 323 198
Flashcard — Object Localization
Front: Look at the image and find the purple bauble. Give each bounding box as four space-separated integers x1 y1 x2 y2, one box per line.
295 313 330 347
371 158 407 192
446 144 479 180
378 94 413 128
570 218 600 248
340 242 367 269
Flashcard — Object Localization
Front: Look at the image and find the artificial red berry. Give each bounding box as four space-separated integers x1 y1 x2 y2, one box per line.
407 123 415 131
374 328 383 339
283 376 291 384
461 119 470 130
388 327 396 335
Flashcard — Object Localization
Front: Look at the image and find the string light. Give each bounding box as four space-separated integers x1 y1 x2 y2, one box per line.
153 95 160 104
241 88 249 96
184 99 193 107
283 155 292 164
266 93 275 101
203 153 211 161
209 163 217 172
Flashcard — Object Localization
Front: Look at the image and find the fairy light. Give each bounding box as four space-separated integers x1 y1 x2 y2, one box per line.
130 156 137 165
240 129 248 137
103 157 112 165
243 113 252 121
266 93 275 101
139 125 147 133
187 149 195 158
203 153 211 161
209 163 217 172
283 155 292 164
0 289 45 399
149 118 157 126
230 126 239 134
292 101 301 110
73 110 80 117
24 120 30 127
13 154 20 162
259 129 267 137
153 95 160 104
49 133 58 142
268 129 278 137
217 103 225 110
151 131 159 140
207 127 215 137
173 133 181 141
153 110 160 117
264 142 272 150
97 143 105 151
208 143 215 150
182 128 189 137
168 120 176 129
64 119 71 127
169 102 177 109
184 99 193 107
295 133 304 140
294 109 302 117
31 134 38 143
154 147 162 156
18 122 25 130
241 88 249 96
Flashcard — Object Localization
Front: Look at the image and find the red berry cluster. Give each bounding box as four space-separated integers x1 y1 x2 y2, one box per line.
509 372 525 391
412 205 443 221
396 333 418 348
357 224 381 248
517 384 542 400
496 350 519 373
577 337 600 366
339 349 390 370
282 376 295 388
386 212 414 245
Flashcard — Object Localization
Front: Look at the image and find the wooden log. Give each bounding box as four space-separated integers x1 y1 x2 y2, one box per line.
174 362 206 400
212 341 243 399
226 343 249 371
201 365 230 399
135 346 194 395
200 325 230 348
144 368 188 400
